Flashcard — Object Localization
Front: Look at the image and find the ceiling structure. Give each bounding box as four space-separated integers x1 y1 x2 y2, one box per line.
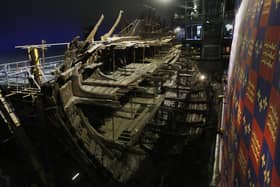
173 0 234 20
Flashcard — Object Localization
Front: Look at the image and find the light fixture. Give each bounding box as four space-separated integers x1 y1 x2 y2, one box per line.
194 4 198 11
174 26 182 33
225 24 233 31
199 74 206 81
155 0 173 4
72 172 80 181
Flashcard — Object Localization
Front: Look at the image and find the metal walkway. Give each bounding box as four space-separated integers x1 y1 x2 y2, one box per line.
0 55 64 92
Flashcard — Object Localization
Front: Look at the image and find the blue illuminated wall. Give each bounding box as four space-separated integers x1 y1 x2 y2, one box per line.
0 0 142 56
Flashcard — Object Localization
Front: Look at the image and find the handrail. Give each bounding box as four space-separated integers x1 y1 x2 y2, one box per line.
0 54 64 92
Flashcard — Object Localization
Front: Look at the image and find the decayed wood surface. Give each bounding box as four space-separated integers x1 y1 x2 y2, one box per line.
100 95 165 143
86 14 105 42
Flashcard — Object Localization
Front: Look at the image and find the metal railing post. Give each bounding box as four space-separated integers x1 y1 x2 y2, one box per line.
0 54 64 92
6 65 9 88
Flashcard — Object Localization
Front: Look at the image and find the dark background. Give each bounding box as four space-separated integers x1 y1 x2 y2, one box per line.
0 0 147 55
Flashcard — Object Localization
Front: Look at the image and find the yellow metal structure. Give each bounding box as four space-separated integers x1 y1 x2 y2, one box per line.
28 47 44 85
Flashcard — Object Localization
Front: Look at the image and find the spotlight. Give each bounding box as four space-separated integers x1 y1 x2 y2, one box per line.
199 74 206 81
174 26 182 33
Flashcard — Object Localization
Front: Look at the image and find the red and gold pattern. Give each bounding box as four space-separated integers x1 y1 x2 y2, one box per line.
221 0 280 186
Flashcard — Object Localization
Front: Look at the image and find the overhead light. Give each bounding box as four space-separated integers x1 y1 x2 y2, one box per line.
174 26 182 33
199 74 206 81
156 0 172 4
72 172 80 181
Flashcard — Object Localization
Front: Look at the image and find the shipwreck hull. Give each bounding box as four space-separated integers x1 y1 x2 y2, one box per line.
51 42 182 183
1 38 186 185
0 21 215 185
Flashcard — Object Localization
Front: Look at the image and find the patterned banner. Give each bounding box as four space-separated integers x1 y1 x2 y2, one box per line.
222 0 280 186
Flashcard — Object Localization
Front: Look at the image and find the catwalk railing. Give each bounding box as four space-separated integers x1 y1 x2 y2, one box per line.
0 55 64 92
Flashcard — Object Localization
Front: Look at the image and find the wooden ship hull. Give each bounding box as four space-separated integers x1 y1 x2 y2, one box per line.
0 12 212 186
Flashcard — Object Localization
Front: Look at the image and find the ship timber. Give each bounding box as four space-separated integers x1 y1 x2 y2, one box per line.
0 13 211 186
52 36 181 183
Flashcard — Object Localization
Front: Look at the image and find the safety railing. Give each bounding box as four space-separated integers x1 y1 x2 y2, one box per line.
119 19 143 35
0 55 64 92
